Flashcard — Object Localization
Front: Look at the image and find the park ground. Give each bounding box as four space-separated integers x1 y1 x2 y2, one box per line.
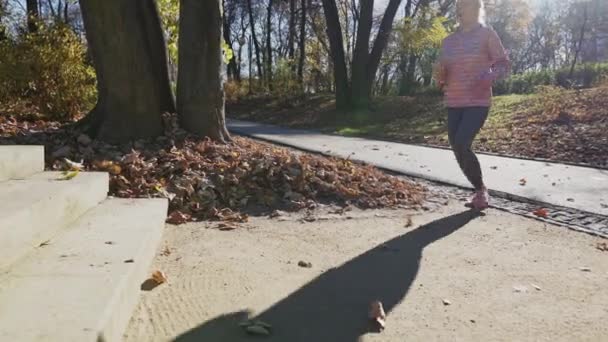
125 202 608 341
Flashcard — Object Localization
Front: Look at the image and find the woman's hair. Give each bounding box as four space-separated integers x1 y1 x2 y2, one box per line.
457 0 486 24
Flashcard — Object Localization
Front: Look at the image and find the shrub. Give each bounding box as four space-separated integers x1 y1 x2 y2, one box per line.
0 22 96 120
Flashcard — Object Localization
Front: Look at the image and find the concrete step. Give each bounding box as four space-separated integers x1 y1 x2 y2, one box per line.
0 198 168 342
0 146 44 181
0 172 108 270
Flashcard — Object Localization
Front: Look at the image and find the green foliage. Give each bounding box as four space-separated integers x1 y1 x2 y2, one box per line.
0 22 96 120
157 0 179 64
396 11 448 55
157 0 234 66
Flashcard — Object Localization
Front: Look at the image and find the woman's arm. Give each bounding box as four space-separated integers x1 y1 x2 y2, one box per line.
433 41 448 89
486 28 511 81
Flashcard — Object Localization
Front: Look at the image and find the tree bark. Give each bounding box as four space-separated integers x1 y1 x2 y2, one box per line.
78 0 175 143
366 0 402 97
321 0 349 110
177 0 230 142
246 0 264 82
26 0 39 33
222 0 239 81
288 0 296 70
297 0 306 84
350 0 373 108
266 0 274 90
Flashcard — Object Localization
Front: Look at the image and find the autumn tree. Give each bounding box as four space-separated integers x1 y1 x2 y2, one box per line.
322 0 403 110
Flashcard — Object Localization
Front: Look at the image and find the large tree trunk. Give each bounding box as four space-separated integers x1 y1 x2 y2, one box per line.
26 0 39 33
78 0 175 143
246 0 263 82
349 0 373 109
321 0 349 110
177 0 230 142
266 0 274 91
297 0 306 85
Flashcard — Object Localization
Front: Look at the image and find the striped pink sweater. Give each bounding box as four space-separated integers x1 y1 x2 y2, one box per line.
437 25 511 108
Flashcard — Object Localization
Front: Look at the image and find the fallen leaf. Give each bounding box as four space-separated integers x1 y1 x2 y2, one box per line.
369 300 386 330
297 261 312 268
245 325 271 336
566 198 574 202
38 240 50 247
217 223 237 231
105 241 114 245
596 242 608 252
161 245 171 256
167 211 191 225
513 285 528 293
532 208 549 218
60 170 79 180
579 267 591 272
442 299 452 306
63 158 84 171
124 259 134 263
519 178 527 186
532 284 542 291
490 166 498 170
151 270 168 284
405 216 413 228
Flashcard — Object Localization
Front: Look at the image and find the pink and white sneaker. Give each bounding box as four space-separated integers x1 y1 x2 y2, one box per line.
468 188 489 210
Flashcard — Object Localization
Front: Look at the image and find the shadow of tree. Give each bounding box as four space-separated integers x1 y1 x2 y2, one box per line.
174 210 481 342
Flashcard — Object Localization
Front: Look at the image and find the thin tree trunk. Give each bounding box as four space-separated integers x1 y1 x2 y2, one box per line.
177 0 230 142
63 1 69 24
568 2 588 82
297 0 306 84
366 0 402 97
248 38 253 94
26 0 39 33
223 0 238 81
321 0 349 110
288 0 296 73
246 0 263 83
78 0 175 143
266 0 274 91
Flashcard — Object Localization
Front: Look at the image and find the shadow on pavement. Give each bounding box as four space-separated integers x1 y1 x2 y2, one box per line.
174 210 481 342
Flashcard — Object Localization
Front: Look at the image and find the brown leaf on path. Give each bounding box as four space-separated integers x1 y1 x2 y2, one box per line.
519 178 527 186
297 261 312 268
166 211 191 225
161 245 171 256
369 300 386 331
442 299 452 306
217 223 237 231
405 216 413 228
532 208 549 218
151 270 168 284
597 242 608 252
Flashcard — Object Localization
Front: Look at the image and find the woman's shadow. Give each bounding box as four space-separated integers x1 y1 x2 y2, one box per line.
174 210 481 342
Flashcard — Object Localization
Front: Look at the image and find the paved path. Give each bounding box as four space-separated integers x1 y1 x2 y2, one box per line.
228 120 608 217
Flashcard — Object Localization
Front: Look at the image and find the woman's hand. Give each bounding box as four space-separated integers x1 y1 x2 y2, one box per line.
432 62 446 90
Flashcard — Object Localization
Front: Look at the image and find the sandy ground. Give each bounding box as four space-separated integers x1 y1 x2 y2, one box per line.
124 202 608 342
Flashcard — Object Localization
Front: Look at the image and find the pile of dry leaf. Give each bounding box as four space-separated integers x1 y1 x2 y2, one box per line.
0 114 427 224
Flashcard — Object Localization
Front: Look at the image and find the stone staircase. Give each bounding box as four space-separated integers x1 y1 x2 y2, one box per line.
0 146 167 341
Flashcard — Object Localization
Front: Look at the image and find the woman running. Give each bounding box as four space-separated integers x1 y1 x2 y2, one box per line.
433 0 511 210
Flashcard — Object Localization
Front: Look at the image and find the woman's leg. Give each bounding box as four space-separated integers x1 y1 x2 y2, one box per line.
448 107 489 190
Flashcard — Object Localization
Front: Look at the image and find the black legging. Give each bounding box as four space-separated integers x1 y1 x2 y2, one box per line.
447 107 489 190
